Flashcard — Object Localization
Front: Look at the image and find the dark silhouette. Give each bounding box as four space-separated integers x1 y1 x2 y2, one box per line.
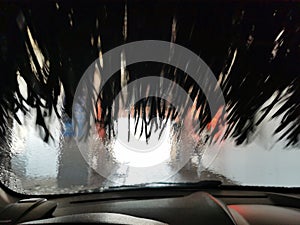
0 1 299 147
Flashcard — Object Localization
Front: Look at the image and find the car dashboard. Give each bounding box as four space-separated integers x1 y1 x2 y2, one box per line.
1 187 300 225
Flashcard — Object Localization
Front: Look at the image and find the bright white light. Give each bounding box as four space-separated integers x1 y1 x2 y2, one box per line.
112 117 172 167
275 29 284 42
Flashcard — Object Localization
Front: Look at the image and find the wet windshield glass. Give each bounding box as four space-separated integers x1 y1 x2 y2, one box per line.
0 1 299 194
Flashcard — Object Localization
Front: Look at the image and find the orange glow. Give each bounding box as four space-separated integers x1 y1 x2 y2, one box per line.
207 107 223 130
207 107 226 142
96 99 106 139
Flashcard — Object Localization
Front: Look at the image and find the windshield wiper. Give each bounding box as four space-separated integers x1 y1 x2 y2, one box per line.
140 180 222 188
86 180 223 193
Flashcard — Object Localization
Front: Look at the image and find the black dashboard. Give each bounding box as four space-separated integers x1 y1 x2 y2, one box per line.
1 188 300 224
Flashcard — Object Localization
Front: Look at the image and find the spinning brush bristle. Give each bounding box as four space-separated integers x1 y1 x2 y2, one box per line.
0 1 299 146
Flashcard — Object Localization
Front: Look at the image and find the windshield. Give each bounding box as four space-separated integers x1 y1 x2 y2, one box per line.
0 1 299 195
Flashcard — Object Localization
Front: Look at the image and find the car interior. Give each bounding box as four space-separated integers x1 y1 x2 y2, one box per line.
0 0 299 224
1 184 300 224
